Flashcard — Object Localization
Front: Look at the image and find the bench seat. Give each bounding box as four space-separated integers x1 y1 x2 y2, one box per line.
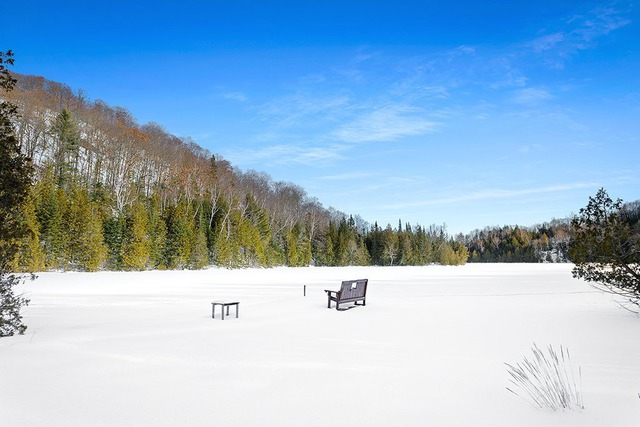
324 279 368 310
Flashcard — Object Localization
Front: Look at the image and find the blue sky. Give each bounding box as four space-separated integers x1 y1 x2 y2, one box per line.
3 1 639 234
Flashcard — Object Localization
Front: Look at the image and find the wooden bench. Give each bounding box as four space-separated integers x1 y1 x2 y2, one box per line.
324 279 368 310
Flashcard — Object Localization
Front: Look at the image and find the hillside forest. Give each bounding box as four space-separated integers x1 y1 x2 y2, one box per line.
5 73 636 272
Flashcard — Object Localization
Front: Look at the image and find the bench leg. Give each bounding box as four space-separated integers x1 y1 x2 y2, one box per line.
222 305 225 320
212 304 215 318
235 303 239 318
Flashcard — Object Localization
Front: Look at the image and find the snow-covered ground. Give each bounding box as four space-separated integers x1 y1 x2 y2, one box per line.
1 264 639 426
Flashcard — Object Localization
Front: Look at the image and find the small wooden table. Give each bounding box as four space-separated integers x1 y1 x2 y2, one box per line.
211 301 239 320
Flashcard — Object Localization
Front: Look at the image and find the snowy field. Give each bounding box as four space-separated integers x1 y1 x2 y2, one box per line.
1 264 639 426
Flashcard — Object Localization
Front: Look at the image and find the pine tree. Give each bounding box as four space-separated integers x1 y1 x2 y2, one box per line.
0 50 32 336
35 168 67 269
298 227 313 266
147 194 167 268
163 200 194 269
366 222 384 265
569 189 640 310
65 185 107 271
83 202 108 271
322 221 338 266
49 108 80 190
17 188 45 272
103 213 126 269
285 228 300 266
121 200 151 270
189 227 209 269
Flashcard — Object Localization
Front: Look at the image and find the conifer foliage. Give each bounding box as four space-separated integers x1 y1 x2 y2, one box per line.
0 51 32 336
569 189 640 311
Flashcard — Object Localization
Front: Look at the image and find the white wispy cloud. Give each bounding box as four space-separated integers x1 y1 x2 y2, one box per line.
528 4 632 67
389 80 450 100
519 144 546 154
512 87 554 105
332 105 440 143
379 183 596 209
319 172 377 181
445 45 476 60
221 92 248 102
256 92 351 128
570 5 632 42
225 3 631 171
227 143 350 167
530 32 565 52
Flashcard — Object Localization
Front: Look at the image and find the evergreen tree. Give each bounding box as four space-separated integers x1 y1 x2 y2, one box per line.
413 225 433 265
397 222 414 265
35 174 68 269
285 228 300 266
324 221 338 265
65 185 107 271
189 227 209 269
103 213 126 269
147 194 167 268
242 193 270 266
569 189 640 311
121 200 151 270
17 188 45 272
163 200 195 269
365 222 384 265
0 50 32 336
49 108 80 190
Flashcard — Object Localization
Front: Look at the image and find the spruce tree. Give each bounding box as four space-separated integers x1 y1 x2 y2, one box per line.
163 200 194 269
147 194 167 268
65 185 107 271
236 213 264 267
189 228 209 269
285 228 299 266
0 50 33 336
121 200 151 270
49 108 80 190
103 213 126 269
17 188 45 272
35 168 67 269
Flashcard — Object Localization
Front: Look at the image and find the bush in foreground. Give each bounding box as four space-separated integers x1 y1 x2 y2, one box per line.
0 274 31 336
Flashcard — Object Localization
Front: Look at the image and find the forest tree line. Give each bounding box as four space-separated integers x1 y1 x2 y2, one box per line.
463 201 640 263
463 220 571 263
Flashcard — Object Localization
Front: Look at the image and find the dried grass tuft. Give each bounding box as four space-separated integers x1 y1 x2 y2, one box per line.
506 343 584 411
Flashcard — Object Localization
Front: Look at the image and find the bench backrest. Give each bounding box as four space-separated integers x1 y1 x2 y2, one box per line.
339 279 368 300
